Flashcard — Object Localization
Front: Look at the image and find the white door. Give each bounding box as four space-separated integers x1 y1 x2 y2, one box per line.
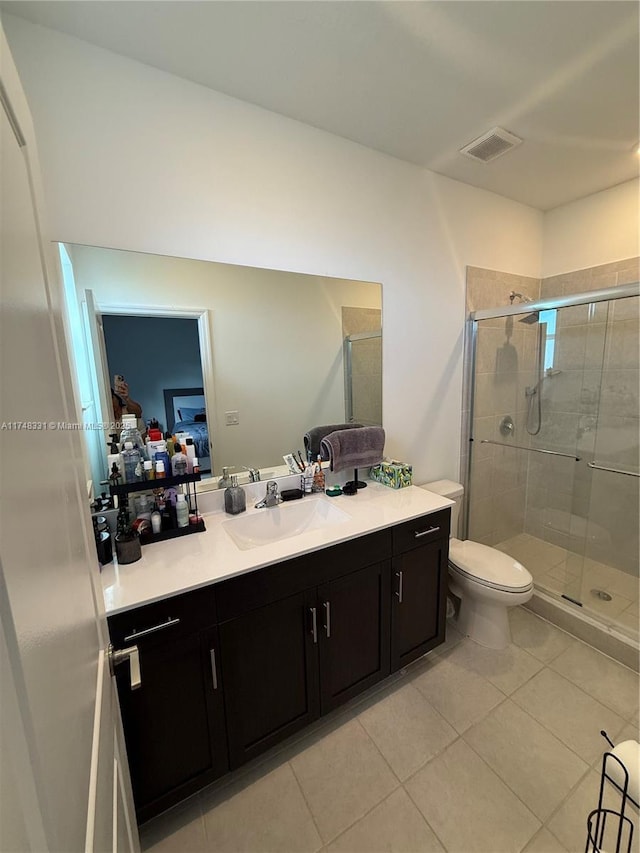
0 24 138 853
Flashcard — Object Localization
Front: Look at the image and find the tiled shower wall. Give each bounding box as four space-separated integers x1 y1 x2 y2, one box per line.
461 268 540 543
463 259 639 573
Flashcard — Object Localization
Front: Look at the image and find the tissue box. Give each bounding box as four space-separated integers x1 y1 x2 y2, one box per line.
370 460 413 489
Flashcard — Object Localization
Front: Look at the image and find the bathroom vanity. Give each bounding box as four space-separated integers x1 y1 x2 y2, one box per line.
103 484 451 822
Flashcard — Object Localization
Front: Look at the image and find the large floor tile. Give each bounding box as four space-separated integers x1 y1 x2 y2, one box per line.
405 739 540 853
510 607 574 663
522 826 568 852
550 641 640 719
325 788 444 853
511 668 627 763
464 700 588 820
358 682 457 781
437 636 544 695
289 718 397 843
201 763 321 853
140 797 207 853
411 653 504 734
547 769 639 853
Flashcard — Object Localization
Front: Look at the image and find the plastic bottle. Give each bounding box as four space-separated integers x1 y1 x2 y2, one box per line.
155 459 166 479
224 475 246 515
150 510 162 535
312 455 325 493
171 448 188 477
122 441 143 483
184 438 196 473
120 414 148 460
176 493 189 528
192 457 200 474
143 460 154 480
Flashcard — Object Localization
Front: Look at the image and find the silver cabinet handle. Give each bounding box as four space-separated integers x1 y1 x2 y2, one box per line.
323 601 331 638
310 606 318 644
210 648 218 691
395 571 403 603
124 616 180 643
414 526 440 538
108 643 141 690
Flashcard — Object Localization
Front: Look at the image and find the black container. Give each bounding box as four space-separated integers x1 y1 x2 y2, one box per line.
115 533 142 564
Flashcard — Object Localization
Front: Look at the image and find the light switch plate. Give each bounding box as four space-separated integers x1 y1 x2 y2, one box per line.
225 410 240 426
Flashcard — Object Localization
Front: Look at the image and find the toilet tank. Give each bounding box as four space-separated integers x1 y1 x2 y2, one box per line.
421 480 464 538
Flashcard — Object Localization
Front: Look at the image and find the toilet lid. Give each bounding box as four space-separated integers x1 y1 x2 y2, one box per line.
449 539 533 592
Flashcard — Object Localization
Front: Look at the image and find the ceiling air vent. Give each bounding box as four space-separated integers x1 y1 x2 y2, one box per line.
459 127 523 163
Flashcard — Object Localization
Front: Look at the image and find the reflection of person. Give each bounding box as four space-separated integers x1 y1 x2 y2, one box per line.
111 376 145 437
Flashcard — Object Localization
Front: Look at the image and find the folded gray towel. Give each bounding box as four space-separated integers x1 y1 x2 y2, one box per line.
304 422 363 460
320 426 385 473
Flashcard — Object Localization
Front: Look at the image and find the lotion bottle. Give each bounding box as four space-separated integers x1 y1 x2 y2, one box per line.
176 493 189 528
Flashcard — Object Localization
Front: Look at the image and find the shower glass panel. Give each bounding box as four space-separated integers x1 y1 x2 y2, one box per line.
344 331 382 426
467 286 639 644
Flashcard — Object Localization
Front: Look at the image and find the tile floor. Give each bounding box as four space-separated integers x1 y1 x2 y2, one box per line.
140 608 639 853
496 533 639 640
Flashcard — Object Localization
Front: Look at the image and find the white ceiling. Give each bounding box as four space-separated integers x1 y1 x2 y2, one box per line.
4 0 639 210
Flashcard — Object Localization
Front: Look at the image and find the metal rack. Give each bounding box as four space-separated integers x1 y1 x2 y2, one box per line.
109 472 205 543
585 732 638 853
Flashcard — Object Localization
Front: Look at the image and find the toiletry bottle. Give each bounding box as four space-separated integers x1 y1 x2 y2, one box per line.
155 459 166 479
184 438 196 473
165 432 175 457
224 475 246 515
150 510 162 535
171 447 188 477
176 493 189 528
122 441 142 482
120 415 148 459
313 455 325 493
143 460 154 480
192 457 200 474
107 453 124 482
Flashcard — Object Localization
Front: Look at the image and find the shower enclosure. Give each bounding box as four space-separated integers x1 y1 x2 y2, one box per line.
466 283 639 644
344 330 382 425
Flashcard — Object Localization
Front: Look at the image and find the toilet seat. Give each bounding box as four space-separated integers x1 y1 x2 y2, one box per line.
449 539 533 593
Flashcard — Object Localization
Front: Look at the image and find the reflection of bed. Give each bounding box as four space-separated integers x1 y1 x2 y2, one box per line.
163 387 211 471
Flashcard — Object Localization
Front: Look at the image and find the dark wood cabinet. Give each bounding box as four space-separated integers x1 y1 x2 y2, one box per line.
217 542 391 767
108 588 228 823
218 588 320 769
109 507 449 822
317 560 390 713
390 509 450 672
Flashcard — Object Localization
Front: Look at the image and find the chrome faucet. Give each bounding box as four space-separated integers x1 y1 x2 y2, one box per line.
255 480 280 509
245 466 261 483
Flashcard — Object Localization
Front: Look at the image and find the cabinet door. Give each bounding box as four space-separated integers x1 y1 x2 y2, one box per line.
317 561 390 714
114 626 228 823
219 589 320 769
390 538 447 672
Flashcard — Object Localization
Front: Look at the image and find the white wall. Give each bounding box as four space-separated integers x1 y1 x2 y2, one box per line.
542 179 640 278
3 15 544 484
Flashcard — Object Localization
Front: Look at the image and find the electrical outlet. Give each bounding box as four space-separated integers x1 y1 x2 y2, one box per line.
225 410 240 426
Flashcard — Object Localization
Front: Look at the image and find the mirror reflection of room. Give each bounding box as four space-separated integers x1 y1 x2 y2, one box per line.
103 315 211 473
61 242 381 491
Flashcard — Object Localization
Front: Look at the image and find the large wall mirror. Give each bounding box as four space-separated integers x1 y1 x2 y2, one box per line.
60 243 382 491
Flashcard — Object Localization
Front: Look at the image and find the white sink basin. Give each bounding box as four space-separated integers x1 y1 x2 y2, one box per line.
223 498 351 550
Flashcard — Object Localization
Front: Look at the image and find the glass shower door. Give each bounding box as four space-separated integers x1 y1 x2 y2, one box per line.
582 295 639 639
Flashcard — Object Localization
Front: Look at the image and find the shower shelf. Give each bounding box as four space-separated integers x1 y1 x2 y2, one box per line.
474 438 580 461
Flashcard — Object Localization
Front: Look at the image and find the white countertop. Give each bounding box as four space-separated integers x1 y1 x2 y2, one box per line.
101 482 452 616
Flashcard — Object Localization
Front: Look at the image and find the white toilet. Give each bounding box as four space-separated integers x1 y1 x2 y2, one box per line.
423 480 533 649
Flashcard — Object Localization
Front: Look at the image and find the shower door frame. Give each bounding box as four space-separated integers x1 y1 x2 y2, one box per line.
463 281 640 543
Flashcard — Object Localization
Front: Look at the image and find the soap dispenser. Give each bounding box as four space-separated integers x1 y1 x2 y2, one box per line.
224 475 246 515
